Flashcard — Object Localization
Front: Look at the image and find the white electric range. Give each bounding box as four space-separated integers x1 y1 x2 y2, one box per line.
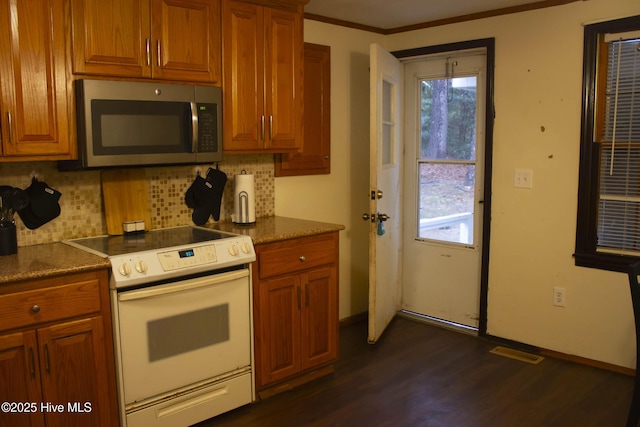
64 226 256 427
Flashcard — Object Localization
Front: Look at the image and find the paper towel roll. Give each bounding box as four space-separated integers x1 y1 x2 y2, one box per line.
232 172 256 224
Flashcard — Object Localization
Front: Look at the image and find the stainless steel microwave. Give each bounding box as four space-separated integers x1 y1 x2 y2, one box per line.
59 79 222 170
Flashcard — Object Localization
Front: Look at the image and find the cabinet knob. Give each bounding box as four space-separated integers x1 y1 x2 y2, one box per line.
299 255 306 262
32 305 40 313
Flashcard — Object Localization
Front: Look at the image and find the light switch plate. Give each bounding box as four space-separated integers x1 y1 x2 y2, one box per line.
514 168 533 188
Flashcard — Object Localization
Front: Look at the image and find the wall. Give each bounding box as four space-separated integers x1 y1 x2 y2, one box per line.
281 0 640 369
383 0 640 369
1 155 274 245
276 21 383 318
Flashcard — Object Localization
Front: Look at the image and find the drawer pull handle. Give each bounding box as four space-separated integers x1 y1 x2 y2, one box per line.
299 256 306 262
31 305 40 313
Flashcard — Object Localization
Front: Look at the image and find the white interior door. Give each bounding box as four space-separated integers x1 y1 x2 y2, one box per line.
402 51 486 328
367 43 403 343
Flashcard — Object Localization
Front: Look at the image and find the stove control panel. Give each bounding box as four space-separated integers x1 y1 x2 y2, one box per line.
158 244 217 271
109 235 255 288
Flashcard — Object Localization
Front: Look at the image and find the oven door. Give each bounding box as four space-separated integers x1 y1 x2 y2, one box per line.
116 269 251 405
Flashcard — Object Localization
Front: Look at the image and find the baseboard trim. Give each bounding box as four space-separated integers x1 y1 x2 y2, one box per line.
539 348 634 377
339 312 367 327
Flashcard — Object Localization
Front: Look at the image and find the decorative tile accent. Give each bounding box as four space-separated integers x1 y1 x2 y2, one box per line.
0 155 275 246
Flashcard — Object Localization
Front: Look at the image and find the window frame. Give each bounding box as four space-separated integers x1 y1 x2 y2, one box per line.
575 15 640 272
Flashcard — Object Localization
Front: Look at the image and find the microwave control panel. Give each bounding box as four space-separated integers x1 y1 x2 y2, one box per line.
197 103 218 152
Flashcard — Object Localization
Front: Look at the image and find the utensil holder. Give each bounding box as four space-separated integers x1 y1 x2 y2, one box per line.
0 220 17 256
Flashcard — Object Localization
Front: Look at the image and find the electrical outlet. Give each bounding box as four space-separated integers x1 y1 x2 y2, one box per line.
553 287 566 307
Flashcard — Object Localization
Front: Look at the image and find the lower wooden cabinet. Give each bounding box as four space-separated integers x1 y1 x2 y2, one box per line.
0 270 118 427
253 232 339 395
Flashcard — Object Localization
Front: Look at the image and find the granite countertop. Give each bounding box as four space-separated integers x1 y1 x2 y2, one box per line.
0 242 111 285
207 216 345 245
0 216 344 285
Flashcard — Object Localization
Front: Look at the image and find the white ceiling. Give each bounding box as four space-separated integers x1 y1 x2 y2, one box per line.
304 0 558 30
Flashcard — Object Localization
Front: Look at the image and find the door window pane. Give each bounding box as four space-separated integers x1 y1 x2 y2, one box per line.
382 80 394 165
417 74 478 245
420 77 477 161
418 163 475 244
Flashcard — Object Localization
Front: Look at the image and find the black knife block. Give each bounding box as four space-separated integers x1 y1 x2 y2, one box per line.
0 220 17 256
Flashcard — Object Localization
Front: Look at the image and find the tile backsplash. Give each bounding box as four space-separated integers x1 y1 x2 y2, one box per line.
0 154 275 247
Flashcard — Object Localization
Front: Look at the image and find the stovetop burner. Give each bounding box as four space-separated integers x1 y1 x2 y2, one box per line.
67 226 232 257
63 226 255 289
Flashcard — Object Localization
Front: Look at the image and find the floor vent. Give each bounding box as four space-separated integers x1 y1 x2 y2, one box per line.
490 346 545 365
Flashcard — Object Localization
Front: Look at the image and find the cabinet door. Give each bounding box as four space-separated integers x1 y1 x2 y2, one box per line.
256 274 301 388
38 317 118 427
275 42 331 176
301 266 338 370
0 331 44 427
70 0 152 78
151 0 221 83
263 6 302 151
222 0 264 151
0 0 72 158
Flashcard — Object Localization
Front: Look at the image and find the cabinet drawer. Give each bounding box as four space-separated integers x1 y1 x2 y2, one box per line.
257 233 337 279
0 279 101 332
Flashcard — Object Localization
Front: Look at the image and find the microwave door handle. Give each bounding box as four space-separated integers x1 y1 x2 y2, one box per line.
190 102 198 153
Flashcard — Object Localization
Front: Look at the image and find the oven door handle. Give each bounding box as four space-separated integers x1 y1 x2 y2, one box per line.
118 269 249 302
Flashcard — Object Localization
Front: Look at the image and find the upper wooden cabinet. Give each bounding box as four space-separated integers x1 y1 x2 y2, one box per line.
70 0 221 84
222 0 303 153
276 42 331 176
0 0 74 160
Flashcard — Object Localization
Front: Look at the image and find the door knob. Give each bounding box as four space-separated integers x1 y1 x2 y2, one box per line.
363 213 389 222
362 213 377 222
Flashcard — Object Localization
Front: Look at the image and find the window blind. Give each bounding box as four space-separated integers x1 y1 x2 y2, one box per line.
598 37 640 253
601 38 640 143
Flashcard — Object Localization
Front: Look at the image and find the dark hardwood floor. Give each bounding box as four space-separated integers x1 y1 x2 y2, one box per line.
196 317 634 427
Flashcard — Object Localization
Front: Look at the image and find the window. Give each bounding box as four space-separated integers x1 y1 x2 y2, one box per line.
575 15 640 272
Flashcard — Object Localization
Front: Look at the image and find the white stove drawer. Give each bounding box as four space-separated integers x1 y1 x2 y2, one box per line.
126 372 253 427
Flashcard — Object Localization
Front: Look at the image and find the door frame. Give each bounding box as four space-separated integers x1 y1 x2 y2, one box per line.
393 38 495 336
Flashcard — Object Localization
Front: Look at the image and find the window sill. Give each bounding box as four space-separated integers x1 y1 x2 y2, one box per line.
574 252 637 273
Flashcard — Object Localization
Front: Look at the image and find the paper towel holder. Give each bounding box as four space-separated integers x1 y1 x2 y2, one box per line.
232 170 256 225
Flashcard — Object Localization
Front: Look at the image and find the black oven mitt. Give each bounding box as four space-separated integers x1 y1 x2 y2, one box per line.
185 168 226 225
205 167 227 221
17 177 61 230
185 175 215 226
